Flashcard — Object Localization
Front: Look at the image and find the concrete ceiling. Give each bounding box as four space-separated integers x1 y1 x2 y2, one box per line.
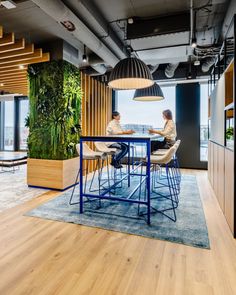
0 1 84 52
0 0 233 79
90 0 230 62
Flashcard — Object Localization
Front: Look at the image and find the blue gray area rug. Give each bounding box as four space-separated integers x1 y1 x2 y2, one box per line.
25 174 210 249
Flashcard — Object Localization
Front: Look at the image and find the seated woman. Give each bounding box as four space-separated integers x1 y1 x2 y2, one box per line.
149 109 177 153
106 111 135 168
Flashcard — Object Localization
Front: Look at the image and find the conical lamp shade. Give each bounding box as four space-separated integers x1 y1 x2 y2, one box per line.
108 57 154 90
133 82 164 101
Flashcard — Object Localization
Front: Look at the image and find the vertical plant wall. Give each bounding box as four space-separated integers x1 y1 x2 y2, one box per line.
27 60 82 160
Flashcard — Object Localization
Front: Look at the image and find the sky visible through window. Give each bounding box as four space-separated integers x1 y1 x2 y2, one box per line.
117 86 176 128
117 84 208 129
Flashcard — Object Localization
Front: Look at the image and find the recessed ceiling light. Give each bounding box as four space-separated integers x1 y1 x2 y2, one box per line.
194 60 200 66
0 83 4 86
19 65 25 69
1 0 16 9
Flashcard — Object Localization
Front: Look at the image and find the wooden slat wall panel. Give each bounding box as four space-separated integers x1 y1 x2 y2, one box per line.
81 73 112 173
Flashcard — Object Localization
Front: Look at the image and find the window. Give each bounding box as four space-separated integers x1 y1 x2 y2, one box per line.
117 85 176 156
4 100 14 150
117 86 176 128
19 99 29 150
0 97 29 151
200 83 209 161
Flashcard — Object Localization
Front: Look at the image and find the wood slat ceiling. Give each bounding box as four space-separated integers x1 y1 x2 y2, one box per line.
0 28 50 95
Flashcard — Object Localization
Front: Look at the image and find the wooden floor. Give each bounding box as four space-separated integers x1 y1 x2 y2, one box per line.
0 169 236 295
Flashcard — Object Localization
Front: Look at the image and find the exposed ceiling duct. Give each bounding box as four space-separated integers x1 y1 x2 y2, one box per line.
201 57 216 73
85 53 108 75
165 63 179 78
89 64 107 75
63 0 127 60
221 0 236 39
31 0 120 67
148 64 159 74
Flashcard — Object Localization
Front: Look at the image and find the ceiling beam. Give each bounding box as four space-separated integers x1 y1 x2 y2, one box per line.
0 53 50 70
0 33 15 46
0 85 28 90
0 39 25 53
0 77 27 83
0 90 28 95
0 44 34 59
0 81 28 86
0 26 3 38
0 66 28 74
0 71 27 79
0 48 42 65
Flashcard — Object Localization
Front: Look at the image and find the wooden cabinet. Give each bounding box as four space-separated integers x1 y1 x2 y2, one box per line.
212 143 218 195
225 149 234 233
208 141 213 183
208 141 234 235
217 145 225 213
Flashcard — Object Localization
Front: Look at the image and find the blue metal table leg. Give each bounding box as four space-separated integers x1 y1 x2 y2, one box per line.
128 142 131 187
146 141 151 225
79 140 84 213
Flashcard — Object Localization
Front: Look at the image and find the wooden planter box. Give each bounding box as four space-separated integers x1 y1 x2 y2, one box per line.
27 157 80 190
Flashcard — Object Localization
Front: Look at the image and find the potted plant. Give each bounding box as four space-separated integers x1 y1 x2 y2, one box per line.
27 60 82 190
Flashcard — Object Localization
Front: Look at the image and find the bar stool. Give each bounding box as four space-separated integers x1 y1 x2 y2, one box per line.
94 141 123 191
69 143 107 205
153 140 181 197
152 140 181 186
139 146 178 222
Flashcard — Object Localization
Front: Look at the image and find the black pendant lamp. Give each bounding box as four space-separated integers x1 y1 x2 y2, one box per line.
108 57 154 90
133 82 164 101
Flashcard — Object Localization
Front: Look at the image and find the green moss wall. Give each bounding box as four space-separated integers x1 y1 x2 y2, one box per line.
27 60 82 160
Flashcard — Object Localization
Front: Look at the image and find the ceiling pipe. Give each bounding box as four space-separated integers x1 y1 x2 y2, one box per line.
31 0 119 67
64 0 127 60
90 64 107 75
165 63 179 78
148 64 159 74
190 0 194 45
201 57 216 72
221 0 236 39
86 53 108 75
201 54 225 73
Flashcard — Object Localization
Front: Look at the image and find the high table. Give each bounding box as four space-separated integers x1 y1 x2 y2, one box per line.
79 134 160 225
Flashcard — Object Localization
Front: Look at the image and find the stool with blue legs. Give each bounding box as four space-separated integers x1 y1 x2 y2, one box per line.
69 143 108 206
152 140 181 190
94 142 124 192
138 146 179 222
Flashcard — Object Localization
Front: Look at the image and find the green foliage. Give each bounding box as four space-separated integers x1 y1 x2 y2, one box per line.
27 60 82 160
226 127 234 140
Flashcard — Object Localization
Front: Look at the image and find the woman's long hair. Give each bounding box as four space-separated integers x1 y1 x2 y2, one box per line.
163 109 173 120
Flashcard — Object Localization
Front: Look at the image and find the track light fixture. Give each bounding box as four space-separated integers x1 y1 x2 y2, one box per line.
82 45 88 63
191 37 197 48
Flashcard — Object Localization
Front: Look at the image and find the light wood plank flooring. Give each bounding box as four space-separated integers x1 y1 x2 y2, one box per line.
0 169 236 295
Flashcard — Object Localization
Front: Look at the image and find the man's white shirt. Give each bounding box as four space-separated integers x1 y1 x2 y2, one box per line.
106 119 123 135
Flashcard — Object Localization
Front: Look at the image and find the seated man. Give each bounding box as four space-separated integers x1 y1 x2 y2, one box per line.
106 111 135 168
